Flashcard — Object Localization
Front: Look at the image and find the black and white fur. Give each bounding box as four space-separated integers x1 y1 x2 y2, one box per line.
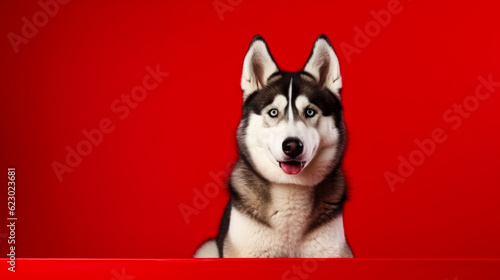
194 35 353 258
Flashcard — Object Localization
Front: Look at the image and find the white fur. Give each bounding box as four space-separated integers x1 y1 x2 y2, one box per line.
241 40 279 100
228 101 346 257
193 239 218 258
204 35 350 258
245 95 339 187
303 38 342 98
225 184 348 257
300 214 352 257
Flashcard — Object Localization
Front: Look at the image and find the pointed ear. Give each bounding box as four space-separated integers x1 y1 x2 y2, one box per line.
303 35 342 98
241 35 279 100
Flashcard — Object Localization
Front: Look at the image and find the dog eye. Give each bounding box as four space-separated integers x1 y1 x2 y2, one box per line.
305 108 316 118
268 109 279 118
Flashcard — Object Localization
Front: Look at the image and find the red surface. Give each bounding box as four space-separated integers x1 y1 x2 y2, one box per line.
1 0 500 266
1 258 500 280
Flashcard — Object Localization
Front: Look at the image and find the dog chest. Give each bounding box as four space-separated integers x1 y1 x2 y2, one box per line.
226 184 315 257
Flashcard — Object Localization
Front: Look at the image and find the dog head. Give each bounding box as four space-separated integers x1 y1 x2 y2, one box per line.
237 35 346 187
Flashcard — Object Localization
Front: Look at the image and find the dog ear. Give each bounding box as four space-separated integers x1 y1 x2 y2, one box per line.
303 35 342 97
241 35 279 100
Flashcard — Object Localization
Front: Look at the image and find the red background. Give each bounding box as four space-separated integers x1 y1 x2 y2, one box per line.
1 0 499 261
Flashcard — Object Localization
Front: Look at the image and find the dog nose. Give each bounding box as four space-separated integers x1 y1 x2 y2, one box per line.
282 138 303 158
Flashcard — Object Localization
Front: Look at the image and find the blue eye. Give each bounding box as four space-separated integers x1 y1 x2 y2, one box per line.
268 109 279 117
305 108 316 118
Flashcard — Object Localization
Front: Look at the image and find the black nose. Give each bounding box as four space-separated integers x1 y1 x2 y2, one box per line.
282 138 303 158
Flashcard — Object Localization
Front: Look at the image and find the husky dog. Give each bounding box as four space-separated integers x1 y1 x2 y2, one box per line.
194 35 353 258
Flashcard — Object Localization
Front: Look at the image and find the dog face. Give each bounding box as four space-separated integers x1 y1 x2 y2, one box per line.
237 35 346 187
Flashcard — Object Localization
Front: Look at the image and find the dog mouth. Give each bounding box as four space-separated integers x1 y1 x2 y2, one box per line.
279 161 306 175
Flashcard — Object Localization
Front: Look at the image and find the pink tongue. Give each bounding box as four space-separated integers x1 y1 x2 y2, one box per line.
280 162 303 175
